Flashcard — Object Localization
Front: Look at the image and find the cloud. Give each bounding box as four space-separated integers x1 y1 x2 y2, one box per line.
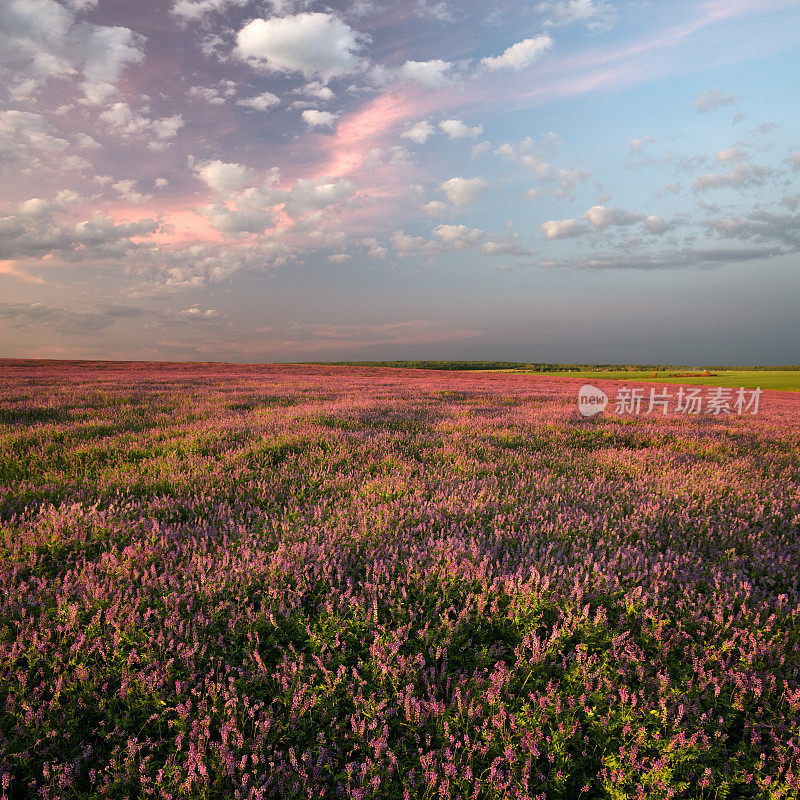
495 136 562 182
439 176 489 206
0 110 68 162
283 178 356 218
99 102 183 147
0 302 115 334
716 148 748 164
298 81 335 100
171 0 248 22
540 245 786 270
111 179 151 204
327 253 351 264
179 306 219 318
554 168 589 199
422 201 449 217
391 230 432 256
198 203 276 235
692 87 739 113
438 119 483 139
235 13 367 81
0 204 163 262
692 163 772 192
537 0 614 28
482 239 530 256
789 151 800 171
397 59 454 88
188 81 238 105
583 205 643 230
541 218 588 239
301 109 340 129
361 238 387 258
704 210 800 246
0 0 145 103
629 135 654 154
401 120 436 144
432 224 486 248
194 160 255 196
642 215 678 235
415 0 452 21
480 35 553 71
237 91 281 111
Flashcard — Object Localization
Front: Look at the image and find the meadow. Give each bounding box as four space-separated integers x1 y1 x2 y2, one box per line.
494 371 800 393
1 360 799 800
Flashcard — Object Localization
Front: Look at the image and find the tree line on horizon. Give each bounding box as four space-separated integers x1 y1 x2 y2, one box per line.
313 361 800 371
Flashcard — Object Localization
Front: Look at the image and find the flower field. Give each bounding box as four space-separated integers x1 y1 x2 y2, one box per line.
1 360 799 800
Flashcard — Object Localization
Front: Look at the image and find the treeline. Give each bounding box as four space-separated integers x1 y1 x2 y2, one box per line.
313 361 800 371
315 361 529 370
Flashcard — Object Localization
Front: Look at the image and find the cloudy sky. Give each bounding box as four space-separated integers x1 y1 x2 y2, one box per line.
1 0 799 363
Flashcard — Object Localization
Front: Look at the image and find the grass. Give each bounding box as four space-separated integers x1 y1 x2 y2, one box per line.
493 370 800 392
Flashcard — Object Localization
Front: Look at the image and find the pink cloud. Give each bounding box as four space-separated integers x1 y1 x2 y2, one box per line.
0 260 45 284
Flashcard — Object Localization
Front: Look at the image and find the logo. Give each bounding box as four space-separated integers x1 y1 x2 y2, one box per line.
577 385 608 417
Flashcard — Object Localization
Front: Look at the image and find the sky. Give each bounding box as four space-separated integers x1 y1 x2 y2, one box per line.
1 0 799 364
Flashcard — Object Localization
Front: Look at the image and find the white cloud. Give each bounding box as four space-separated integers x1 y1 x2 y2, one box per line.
284 178 356 218
171 0 247 22
704 210 800 246
422 201 449 217
438 119 483 139
74 133 101 149
540 246 785 271
433 224 486 248
415 0 452 21
194 160 255 196
235 13 366 81
495 136 561 182
629 135 654 154
179 306 219 318
391 230 431 255
537 0 614 28
112 179 151 204
401 120 436 144
301 109 340 129
541 218 588 239
583 205 643 230
692 163 772 192
397 59 454 88
439 177 489 207
0 110 68 162
0 0 145 103
99 102 183 145
554 168 589 199
238 92 281 111
482 239 530 256
716 148 748 164
480 35 553 71
642 215 677 235
188 81 238 105
299 81 335 100
471 141 491 158
362 238 387 258
692 88 738 113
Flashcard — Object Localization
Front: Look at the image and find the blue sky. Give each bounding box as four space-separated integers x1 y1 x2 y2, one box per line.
1 0 798 363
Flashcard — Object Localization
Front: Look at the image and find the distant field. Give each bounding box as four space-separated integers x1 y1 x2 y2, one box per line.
497 369 800 392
